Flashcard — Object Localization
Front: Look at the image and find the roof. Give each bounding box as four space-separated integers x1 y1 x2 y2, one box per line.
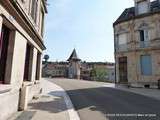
42 0 48 13
67 49 81 61
114 0 160 26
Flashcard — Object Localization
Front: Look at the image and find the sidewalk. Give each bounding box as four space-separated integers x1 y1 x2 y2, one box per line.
102 83 160 101
117 85 160 101
8 79 80 120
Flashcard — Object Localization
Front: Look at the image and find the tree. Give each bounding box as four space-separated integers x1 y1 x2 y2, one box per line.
90 68 96 81
90 67 108 82
95 68 108 81
43 54 49 62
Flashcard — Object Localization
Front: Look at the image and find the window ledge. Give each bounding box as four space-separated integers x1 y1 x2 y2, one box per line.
23 81 34 87
0 84 12 94
34 80 40 84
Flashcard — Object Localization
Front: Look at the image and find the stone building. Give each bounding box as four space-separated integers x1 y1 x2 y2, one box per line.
42 49 81 79
81 62 115 81
68 49 81 79
114 0 160 88
0 0 47 119
42 61 68 78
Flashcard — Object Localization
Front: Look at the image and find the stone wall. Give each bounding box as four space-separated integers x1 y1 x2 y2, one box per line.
0 90 19 120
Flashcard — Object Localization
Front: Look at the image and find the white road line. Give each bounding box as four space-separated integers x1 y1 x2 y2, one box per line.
46 80 80 120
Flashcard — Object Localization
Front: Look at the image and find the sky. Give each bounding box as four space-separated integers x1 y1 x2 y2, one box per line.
44 0 134 62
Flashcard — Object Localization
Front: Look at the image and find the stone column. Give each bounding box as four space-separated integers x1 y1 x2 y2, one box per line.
28 47 38 82
37 52 42 80
0 16 3 56
35 51 42 81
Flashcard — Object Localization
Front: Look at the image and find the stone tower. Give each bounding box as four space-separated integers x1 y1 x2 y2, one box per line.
68 49 81 79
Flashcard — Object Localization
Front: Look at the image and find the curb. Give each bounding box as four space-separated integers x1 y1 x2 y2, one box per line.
46 80 80 120
63 89 80 120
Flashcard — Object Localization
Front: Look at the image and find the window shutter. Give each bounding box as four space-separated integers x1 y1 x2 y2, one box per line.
141 55 152 75
118 33 127 45
144 30 149 41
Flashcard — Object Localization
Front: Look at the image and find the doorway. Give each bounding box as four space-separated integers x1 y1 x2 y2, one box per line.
119 57 128 83
23 43 32 81
0 25 10 84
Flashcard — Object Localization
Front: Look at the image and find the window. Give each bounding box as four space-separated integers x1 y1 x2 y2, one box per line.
118 33 127 45
140 55 152 75
139 29 150 47
31 0 38 23
140 30 149 41
137 1 149 14
140 30 145 41
0 25 10 84
21 0 26 3
117 33 127 51
39 8 44 36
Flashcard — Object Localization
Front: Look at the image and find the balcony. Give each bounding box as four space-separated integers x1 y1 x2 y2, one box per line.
116 40 160 53
140 41 150 48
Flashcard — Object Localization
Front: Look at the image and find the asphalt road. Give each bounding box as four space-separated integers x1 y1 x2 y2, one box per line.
49 78 160 120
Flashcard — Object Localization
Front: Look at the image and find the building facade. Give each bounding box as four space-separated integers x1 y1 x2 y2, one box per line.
114 0 160 88
42 61 68 78
0 0 47 119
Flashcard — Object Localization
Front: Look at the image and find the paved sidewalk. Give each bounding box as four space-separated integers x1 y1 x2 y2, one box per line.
103 83 160 101
8 79 80 120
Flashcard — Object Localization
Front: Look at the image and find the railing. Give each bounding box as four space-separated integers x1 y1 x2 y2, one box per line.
140 41 150 48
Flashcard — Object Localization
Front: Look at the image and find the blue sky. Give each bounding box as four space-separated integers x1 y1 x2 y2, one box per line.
44 0 134 62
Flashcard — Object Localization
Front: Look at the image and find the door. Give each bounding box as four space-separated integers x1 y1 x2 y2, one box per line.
119 57 128 83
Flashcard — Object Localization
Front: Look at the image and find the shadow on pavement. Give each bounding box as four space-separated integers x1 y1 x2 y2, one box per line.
13 111 36 120
28 95 68 113
49 87 160 120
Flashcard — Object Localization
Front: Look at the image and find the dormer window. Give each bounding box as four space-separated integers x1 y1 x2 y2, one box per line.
137 1 149 14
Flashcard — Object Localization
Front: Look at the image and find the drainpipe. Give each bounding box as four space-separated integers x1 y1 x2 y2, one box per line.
113 28 117 84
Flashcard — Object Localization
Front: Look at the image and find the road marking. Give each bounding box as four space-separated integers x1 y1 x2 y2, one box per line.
46 80 80 120
102 84 115 88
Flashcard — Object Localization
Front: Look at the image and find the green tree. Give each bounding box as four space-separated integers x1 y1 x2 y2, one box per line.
96 68 108 81
90 68 96 80
44 54 49 62
90 67 108 82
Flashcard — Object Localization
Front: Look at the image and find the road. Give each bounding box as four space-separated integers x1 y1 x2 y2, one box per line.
49 78 160 120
